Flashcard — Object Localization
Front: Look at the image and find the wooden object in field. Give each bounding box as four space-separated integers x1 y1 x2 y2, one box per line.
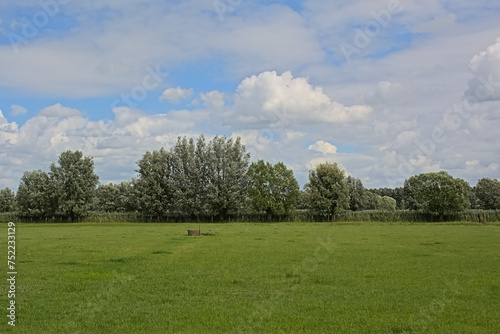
187 226 201 236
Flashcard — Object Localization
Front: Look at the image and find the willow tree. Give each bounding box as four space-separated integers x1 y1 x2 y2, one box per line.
50 150 99 221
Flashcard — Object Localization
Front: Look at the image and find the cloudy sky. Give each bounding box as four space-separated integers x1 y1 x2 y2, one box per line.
1 0 500 190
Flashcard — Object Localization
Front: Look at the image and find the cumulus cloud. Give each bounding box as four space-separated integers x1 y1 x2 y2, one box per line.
228 71 372 128
0 109 19 134
159 87 194 103
40 103 82 118
308 141 338 154
465 38 500 102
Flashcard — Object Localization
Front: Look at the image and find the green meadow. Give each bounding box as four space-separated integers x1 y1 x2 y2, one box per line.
1 222 499 333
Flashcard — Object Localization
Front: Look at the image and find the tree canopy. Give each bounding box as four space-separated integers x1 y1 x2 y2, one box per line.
305 162 350 221
473 178 500 210
404 171 470 220
0 187 16 213
134 135 250 220
247 160 300 219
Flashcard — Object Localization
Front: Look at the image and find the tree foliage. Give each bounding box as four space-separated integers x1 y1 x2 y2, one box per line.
247 160 300 219
134 148 175 219
134 135 249 220
305 162 350 221
16 151 99 221
369 187 404 209
0 187 16 212
404 171 470 220
473 178 500 210
50 150 100 221
347 176 364 211
95 181 136 212
16 170 57 219
205 136 250 218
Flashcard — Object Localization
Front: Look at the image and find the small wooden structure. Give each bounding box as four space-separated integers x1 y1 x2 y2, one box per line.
187 226 201 236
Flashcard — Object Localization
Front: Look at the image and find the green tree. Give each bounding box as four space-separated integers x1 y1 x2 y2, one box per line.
404 171 470 220
134 148 175 220
369 187 404 209
170 135 210 218
134 135 249 220
96 181 136 212
473 178 500 210
296 190 310 210
0 187 16 212
50 150 100 221
206 136 250 219
95 183 119 212
361 190 381 210
305 162 350 221
247 160 300 220
347 176 364 211
16 170 57 219
380 196 397 211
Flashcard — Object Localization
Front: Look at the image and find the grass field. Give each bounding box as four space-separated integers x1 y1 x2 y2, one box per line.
1 222 499 333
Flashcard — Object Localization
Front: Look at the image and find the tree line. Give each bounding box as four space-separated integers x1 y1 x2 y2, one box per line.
1 134 499 222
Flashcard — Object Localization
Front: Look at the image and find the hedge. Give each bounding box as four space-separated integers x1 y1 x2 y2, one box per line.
2 209 500 223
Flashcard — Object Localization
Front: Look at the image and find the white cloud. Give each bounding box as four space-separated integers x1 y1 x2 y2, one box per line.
0 109 19 135
227 71 372 129
465 37 500 101
159 87 193 103
201 91 225 109
10 105 27 116
40 103 82 118
308 141 338 155
363 81 406 106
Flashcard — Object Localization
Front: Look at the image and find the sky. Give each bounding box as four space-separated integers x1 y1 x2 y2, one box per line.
1 0 500 191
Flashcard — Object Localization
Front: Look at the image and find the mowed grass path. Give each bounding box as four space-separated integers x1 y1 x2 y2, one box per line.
1 222 499 333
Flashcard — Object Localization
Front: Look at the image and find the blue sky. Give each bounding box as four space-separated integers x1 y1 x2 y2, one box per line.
1 0 500 190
